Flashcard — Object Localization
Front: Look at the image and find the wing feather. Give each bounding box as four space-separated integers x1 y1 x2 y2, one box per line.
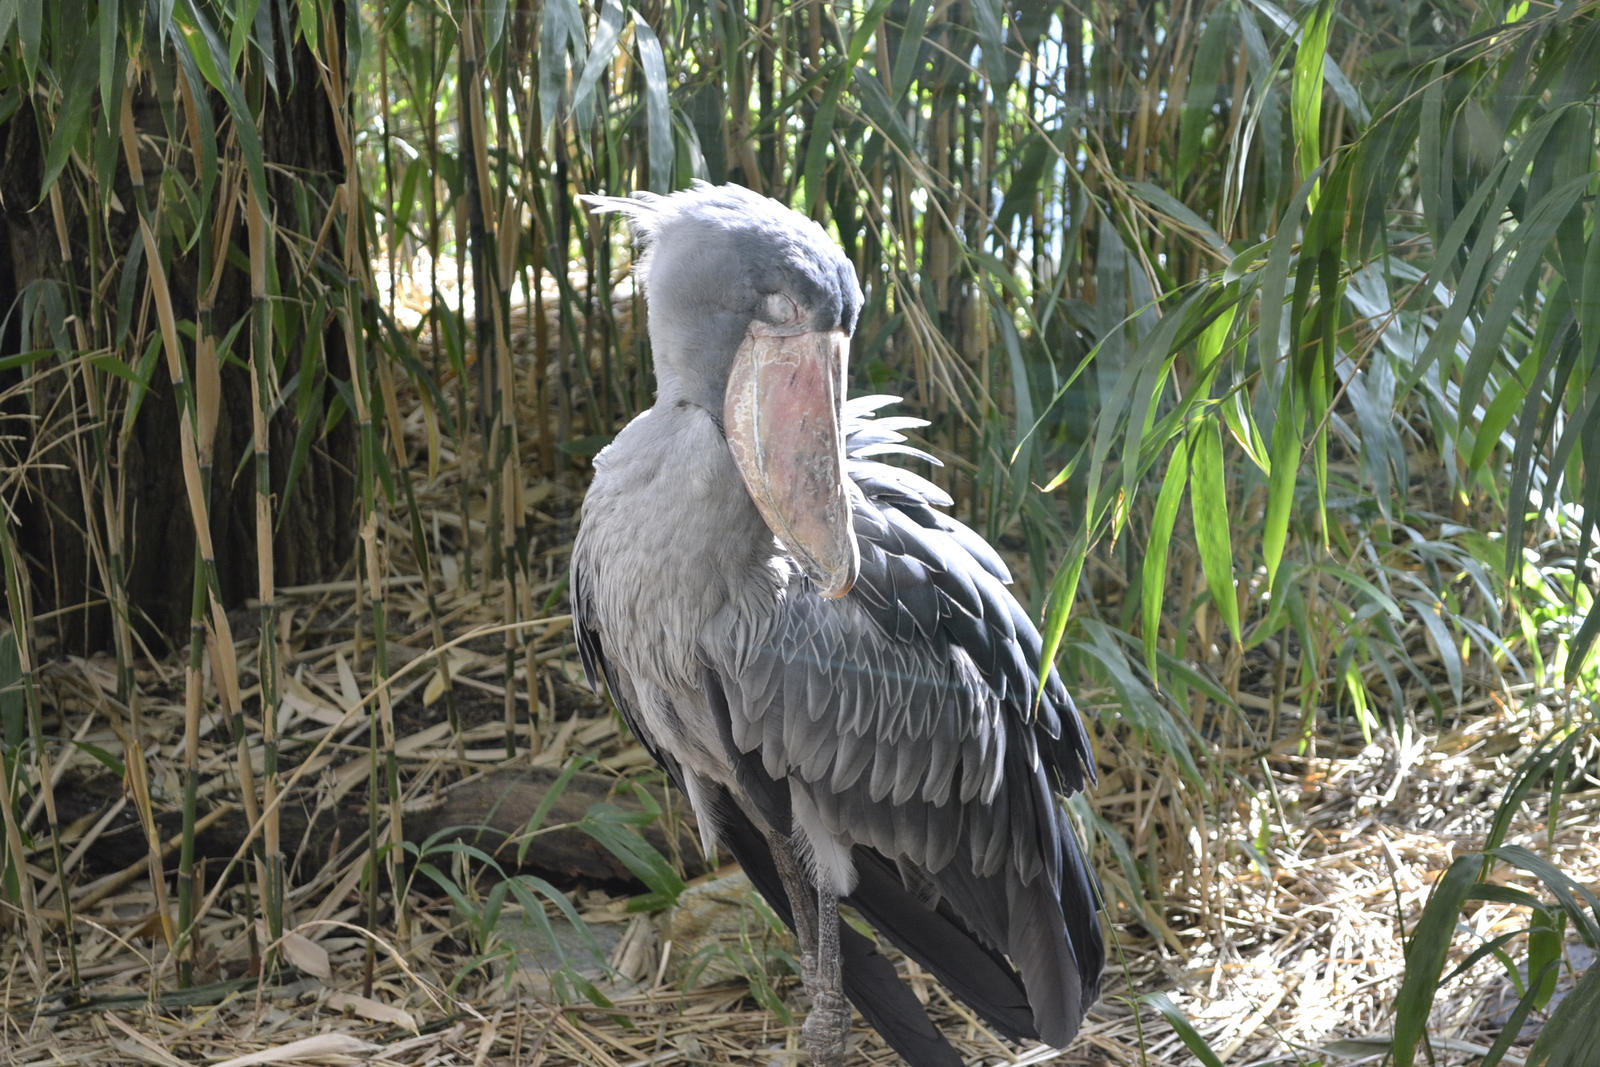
697 401 1103 1044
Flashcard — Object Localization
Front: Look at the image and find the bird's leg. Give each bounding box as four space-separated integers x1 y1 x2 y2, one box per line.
768 834 819 979
767 835 849 1066
800 882 850 1066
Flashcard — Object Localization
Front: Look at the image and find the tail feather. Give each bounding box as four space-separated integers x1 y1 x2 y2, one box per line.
849 830 1103 1048
844 849 1037 1042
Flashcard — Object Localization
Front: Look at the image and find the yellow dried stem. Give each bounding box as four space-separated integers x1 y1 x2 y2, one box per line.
125 86 215 567
376 353 407 467
0 729 43 968
317 4 353 170
46 197 72 275
496 193 517 289
175 61 205 178
115 727 176 953
194 329 221 468
118 91 143 188
204 164 243 305
205 604 243 737
176 412 215 560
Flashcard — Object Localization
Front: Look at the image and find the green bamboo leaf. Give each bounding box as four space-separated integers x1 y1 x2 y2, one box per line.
16 0 41 86
887 0 928 104
1408 109 1566 391
631 10 672 192
581 802 685 903
851 65 916 163
1344 365 1401 519
1195 298 1238 376
1491 844 1600 945
227 0 257 71
506 873 605 959
1528 907 1562 1010
482 0 507 52
970 0 1009 91
1074 619 1205 787
1545 106 1591 288
1307 331 1329 547
1566 579 1600 683
295 0 317 51
1111 287 1211 513
1528 952 1600 1067
1141 992 1225 1067
1257 173 1319 385
118 333 165 442
166 28 220 222
1038 527 1089 687
571 0 624 130
1178 10 1231 185
0 348 54 374
1261 385 1299 593
171 0 267 212
1128 180 1225 250
1321 563 1405 624
1190 419 1240 643
1218 388 1267 472
1405 596 1464 705
540 0 585 130
1142 445 1190 672
99 0 120 116
845 0 893 66
0 0 16 53
1579 168 1600 362
991 294 1036 493
39 21 101 198
801 65 846 217
1392 855 1480 1067
1467 370 1528 473
1459 170 1590 432
1506 321 1579 568
172 4 223 89
1290 0 1332 203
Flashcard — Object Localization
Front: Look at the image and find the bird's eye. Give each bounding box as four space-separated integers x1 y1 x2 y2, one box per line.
761 292 798 323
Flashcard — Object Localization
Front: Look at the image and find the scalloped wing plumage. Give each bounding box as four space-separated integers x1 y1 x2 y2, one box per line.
697 397 1103 1044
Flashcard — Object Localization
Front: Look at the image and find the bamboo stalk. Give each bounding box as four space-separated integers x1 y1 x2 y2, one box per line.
0 516 45 974
247 163 284 955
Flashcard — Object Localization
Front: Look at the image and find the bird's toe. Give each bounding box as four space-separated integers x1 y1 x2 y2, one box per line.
801 989 851 1067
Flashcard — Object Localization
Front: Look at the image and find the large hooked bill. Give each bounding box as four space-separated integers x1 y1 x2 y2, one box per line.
724 326 859 598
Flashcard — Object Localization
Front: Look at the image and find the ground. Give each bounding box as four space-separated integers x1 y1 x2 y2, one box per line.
4 305 1594 1064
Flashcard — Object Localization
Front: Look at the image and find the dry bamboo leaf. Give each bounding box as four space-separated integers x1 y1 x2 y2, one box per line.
208 1033 379 1067
281 675 347 729
258 921 331 979
422 667 448 708
333 652 361 710
102 1014 191 1067
324 990 418 1033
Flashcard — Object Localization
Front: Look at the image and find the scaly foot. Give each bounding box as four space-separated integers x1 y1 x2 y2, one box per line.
800 988 851 1066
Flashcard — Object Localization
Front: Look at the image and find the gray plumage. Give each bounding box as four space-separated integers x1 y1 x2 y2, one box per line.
571 184 1101 1064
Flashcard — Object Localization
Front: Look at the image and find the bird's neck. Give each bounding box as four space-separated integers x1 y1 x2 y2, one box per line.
580 401 781 691
651 357 725 415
